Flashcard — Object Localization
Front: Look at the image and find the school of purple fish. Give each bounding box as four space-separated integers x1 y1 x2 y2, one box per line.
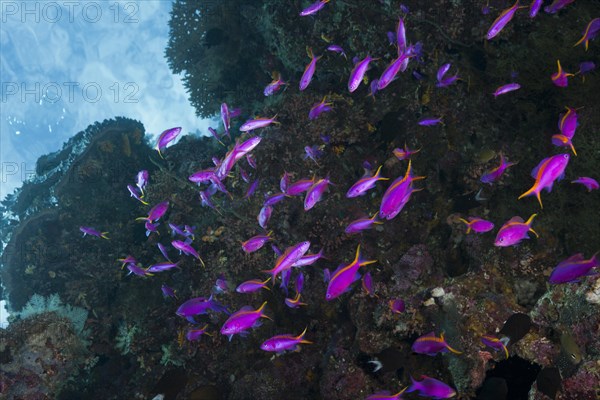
78 1 599 398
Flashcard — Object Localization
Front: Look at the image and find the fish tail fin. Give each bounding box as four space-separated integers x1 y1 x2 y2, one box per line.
502 343 509 359
262 277 272 286
525 213 538 227
393 387 408 397
198 256 206 268
101 232 110 240
373 165 389 181
446 343 463 355
406 376 419 393
458 218 472 234
570 142 577 156
296 326 310 341
518 187 542 208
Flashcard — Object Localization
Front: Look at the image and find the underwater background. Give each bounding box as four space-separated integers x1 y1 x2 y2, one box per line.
1 0 599 399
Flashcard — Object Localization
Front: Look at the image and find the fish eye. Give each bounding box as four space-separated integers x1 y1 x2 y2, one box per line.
563 154 569 158
571 353 577 360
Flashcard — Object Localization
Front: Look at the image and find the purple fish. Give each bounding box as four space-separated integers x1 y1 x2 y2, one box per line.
529 0 543 18
366 388 407 400
579 61 596 76
156 127 182 158
574 18 600 51
263 241 311 280
299 0 330 16
418 117 443 126
551 60 574 88
393 144 420 160
138 201 169 223
80 226 109 239
126 263 152 277
161 284 177 299
157 243 171 261
436 63 459 87
397 17 407 53
300 48 321 91
303 145 324 164
348 55 376 92
189 169 216 185
552 107 578 155
327 44 346 58
379 160 424 220
493 82 521 98
518 154 570 208
486 0 520 40
186 324 211 342
481 335 509 359
258 205 273 229
309 97 333 120
480 154 516 185
292 250 324 268
213 274 232 294
407 375 456 399
304 177 333 210
145 221 159 237
284 293 307 308
494 214 538 247
295 272 305 294
458 217 494 234
239 116 278 132
127 184 148 205
377 52 412 90
412 331 462 356
260 327 312 353
571 177 599 192
220 302 271 341
389 299 405 314
286 178 314 196
220 103 230 137
172 240 205 267
280 171 291 192
345 214 382 234
245 179 260 199
236 278 271 293
549 253 600 284
117 255 137 269
242 232 272 253
136 170 149 194
264 192 287 207
326 245 376 300
347 166 388 198
246 153 257 169
177 295 228 318
264 72 287 96
362 271 375 297
147 261 180 273
544 0 575 14
208 127 224 145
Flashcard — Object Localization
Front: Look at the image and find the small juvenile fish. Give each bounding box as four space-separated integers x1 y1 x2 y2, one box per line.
239 116 279 132
127 263 153 277
308 96 333 120
436 63 459 87
258 205 273 229
571 177 599 192
213 274 232 294
481 335 509 359
117 255 137 269
220 302 271 341
518 154 570 208
172 240 205 267
551 60 574 88
574 18 600 51
389 298 405 314
127 185 148 205
136 170 149 194
300 48 321 91
493 82 521 98
284 293 307 308
242 232 272 253
544 0 575 14
264 72 287 96
186 324 211 342
362 271 376 297
299 0 330 16
486 0 520 40
260 327 312 354
393 144 420 160
327 44 346 58
406 375 456 399
345 214 382 234
156 127 182 158
418 117 443 126
304 177 333 210
244 179 260 199
347 165 388 198
147 261 180 273
481 154 516 184
458 217 494 234
412 331 462 356
161 284 177 299
145 221 159 237
303 145 324 164
80 226 109 239
366 388 407 400
549 253 600 284
326 245 376 300
529 0 543 18
494 214 538 247
236 277 271 293
349 55 376 92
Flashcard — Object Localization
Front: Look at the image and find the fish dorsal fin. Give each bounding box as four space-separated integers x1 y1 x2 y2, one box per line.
508 216 524 224
561 253 586 265
239 305 254 313
531 157 550 179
